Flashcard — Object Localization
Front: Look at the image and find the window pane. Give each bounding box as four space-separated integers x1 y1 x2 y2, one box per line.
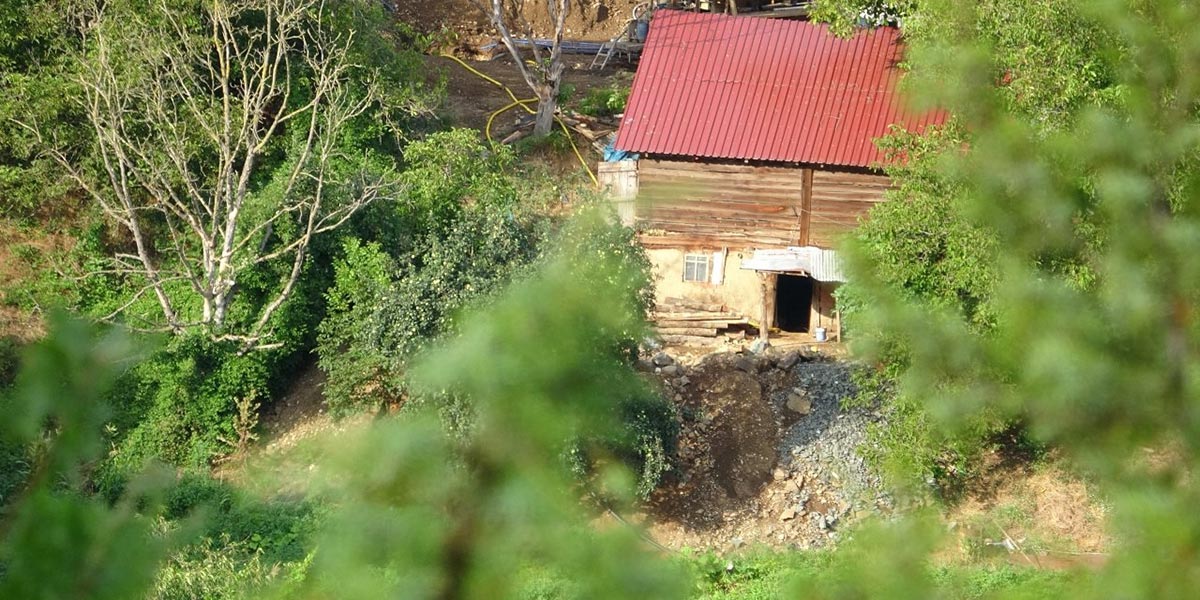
683 254 708 281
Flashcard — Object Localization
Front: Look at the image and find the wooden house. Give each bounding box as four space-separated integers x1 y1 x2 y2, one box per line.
602 10 945 341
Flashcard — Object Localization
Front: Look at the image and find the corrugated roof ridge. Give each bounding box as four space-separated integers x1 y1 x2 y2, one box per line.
659 14 695 156
803 23 841 165
853 30 890 165
826 29 862 165
703 17 739 159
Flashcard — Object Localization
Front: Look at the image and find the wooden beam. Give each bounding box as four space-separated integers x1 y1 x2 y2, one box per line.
655 327 720 337
800 168 813 246
656 319 749 328
758 271 776 343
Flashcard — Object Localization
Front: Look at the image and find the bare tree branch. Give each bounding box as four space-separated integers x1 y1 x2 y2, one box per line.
471 0 571 136
18 0 404 348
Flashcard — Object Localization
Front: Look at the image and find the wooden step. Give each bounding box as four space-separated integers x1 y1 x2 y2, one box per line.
653 327 719 337
652 312 743 321
659 334 722 345
655 319 748 329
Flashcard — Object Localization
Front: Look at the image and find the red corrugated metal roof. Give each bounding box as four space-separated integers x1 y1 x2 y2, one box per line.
614 11 946 168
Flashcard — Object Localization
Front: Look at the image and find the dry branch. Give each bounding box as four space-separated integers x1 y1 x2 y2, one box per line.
17 0 402 349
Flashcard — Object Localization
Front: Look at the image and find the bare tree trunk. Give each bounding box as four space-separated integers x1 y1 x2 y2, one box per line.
17 0 405 350
475 0 570 138
534 87 556 136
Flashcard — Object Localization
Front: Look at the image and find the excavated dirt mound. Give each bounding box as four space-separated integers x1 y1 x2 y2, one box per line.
640 348 890 551
650 363 780 529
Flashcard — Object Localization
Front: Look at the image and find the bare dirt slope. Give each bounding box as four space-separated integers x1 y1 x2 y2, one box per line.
0 223 75 340
394 0 646 44
430 54 627 131
635 347 1110 559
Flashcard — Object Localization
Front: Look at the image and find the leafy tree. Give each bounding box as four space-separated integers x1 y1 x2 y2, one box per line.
1 216 685 598
827 0 1127 490
0 0 79 218
826 0 1200 595
0 315 178 599
296 209 687 599
317 130 541 414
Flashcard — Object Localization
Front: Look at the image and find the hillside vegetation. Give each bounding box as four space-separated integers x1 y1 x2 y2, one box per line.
2 0 1200 598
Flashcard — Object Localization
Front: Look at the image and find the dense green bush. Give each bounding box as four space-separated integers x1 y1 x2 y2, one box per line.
578 84 631 118
93 338 273 495
317 131 545 415
163 474 321 564
835 122 1008 492
148 536 294 600
0 336 19 388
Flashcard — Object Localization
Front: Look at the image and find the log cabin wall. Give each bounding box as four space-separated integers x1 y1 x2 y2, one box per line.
807 171 892 248
633 158 890 249
635 159 805 248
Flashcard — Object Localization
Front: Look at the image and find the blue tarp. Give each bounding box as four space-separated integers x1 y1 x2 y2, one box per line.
603 141 637 162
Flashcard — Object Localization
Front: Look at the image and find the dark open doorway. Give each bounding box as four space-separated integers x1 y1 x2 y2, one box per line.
775 274 812 332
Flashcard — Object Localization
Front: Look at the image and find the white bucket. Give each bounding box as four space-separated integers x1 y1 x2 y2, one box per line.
814 327 827 342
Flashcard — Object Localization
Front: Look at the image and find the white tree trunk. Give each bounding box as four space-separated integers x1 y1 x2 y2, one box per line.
534 87 557 136
19 0 404 350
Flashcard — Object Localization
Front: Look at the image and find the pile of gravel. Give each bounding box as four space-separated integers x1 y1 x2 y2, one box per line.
772 361 893 526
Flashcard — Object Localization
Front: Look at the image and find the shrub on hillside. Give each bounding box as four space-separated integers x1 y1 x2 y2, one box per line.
579 84 630 118
317 130 546 416
0 336 19 388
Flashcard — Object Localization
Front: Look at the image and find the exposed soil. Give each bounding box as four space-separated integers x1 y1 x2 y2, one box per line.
0 222 76 340
216 362 371 494
394 0 646 48
430 54 629 132
640 348 889 551
943 455 1110 567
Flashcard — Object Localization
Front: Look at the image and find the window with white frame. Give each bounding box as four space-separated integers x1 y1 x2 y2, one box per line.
683 253 711 282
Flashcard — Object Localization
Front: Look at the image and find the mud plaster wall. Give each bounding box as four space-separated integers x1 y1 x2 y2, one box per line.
648 247 766 320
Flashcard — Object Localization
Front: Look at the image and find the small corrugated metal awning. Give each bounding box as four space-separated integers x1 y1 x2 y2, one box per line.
740 247 845 282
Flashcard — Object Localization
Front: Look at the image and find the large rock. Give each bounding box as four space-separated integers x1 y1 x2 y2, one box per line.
777 351 801 370
787 390 813 415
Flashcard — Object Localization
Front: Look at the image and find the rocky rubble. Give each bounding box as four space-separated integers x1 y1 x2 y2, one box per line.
640 345 888 551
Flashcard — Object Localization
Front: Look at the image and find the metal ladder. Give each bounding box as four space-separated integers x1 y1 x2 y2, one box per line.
591 18 637 70
590 36 619 70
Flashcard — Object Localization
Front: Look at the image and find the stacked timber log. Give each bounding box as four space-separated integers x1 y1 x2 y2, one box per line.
652 298 754 345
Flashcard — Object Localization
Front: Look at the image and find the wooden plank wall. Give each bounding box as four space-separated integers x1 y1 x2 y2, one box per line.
635 159 804 248
598 161 638 199
599 160 639 226
635 159 890 249
807 171 891 248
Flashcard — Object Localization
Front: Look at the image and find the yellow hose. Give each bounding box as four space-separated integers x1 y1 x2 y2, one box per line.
442 54 599 186
558 118 599 186
486 98 538 143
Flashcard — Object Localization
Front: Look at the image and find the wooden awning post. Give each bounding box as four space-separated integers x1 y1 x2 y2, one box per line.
758 271 771 343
